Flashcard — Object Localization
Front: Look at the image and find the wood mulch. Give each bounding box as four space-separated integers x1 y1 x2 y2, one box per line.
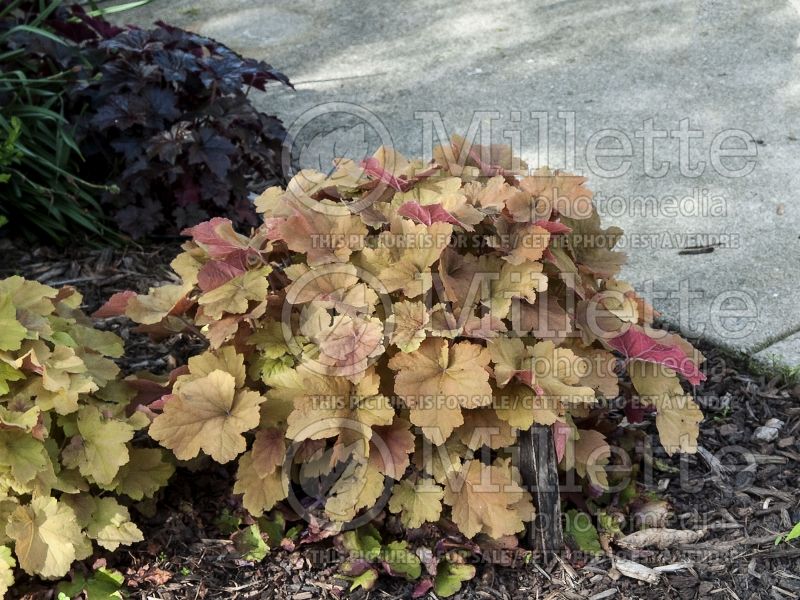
3 238 799 600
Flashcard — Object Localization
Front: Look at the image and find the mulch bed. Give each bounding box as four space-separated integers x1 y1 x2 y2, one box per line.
3 237 799 600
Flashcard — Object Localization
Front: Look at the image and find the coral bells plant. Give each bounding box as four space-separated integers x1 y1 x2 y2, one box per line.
0 277 174 591
97 136 706 588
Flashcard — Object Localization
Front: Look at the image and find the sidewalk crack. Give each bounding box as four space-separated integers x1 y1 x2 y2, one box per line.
750 323 800 354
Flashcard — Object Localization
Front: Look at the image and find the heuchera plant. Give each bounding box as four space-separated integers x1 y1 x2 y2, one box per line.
96 136 705 594
53 6 292 238
0 277 174 592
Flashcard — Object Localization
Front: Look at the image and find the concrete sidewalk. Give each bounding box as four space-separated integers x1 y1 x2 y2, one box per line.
115 0 800 367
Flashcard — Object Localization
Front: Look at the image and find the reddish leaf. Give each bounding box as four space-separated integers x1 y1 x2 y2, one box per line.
197 260 247 292
625 399 654 424
553 421 571 463
125 366 189 411
533 219 572 234
607 326 705 385
412 579 434 598
397 201 465 228
181 217 251 260
92 290 137 318
360 157 411 192
53 285 79 304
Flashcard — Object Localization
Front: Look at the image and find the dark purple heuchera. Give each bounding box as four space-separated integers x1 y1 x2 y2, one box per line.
55 6 292 238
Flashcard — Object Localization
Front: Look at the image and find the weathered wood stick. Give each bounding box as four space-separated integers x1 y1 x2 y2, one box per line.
519 423 564 553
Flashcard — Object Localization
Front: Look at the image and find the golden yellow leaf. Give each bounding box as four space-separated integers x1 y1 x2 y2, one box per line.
275 198 367 266
519 167 593 219
180 346 247 389
388 478 443 528
368 417 415 480
568 428 610 488
387 300 430 353
487 338 527 388
0 293 26 352
480 256 547 319
149 370 263 463
456 408 516 450
493 383 559 430
325 460 385 523
529 341 596 404
653 396 703 455
85 497 143 551
358 218 452 298
389 338 492 442
0 545 14 597
126 284 190 325
629 360 703 455
106 448 174 500
444 461 530 539
233 451 288 517
284 367 393 463
0 431 48 485
463 175 525 211
0 276 57 317
6 497 84 579
198 266 270 320
489 222 550 266
250 428 286 477
62 405 134 486
413 435 465 485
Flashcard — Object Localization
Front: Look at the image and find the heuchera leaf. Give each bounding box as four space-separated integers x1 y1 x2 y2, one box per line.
233 451 288 516
389 339 492 442
369 418 415 478
106 448 175 500
360 157 412 192
397 201 465 228
0 430 49 485
92 291 137 319
250 428 286 477
56 567 124 600
232 524 269 561
553 421 572 463
197 266 271 320
561 211 627 279
433 561 476 598
0 546 15 597
629 360 703 455
609 325 705 385
6 497 85 579
197 259 248 292
564 509 603 555
387 300 430 353
61 405 135 485
482 256 547 319
443 460 532 539
85 497 143 551
0 362 24 395
125 284 191 325
380 540 421 579
388 479 444 529
349 568 379 591
325 461 387 522
570 429 611 488
149 370 264 463
0 293 26 351
182 216 254 260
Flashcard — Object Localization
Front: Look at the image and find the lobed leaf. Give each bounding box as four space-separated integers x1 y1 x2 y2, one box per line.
149 370 264 463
